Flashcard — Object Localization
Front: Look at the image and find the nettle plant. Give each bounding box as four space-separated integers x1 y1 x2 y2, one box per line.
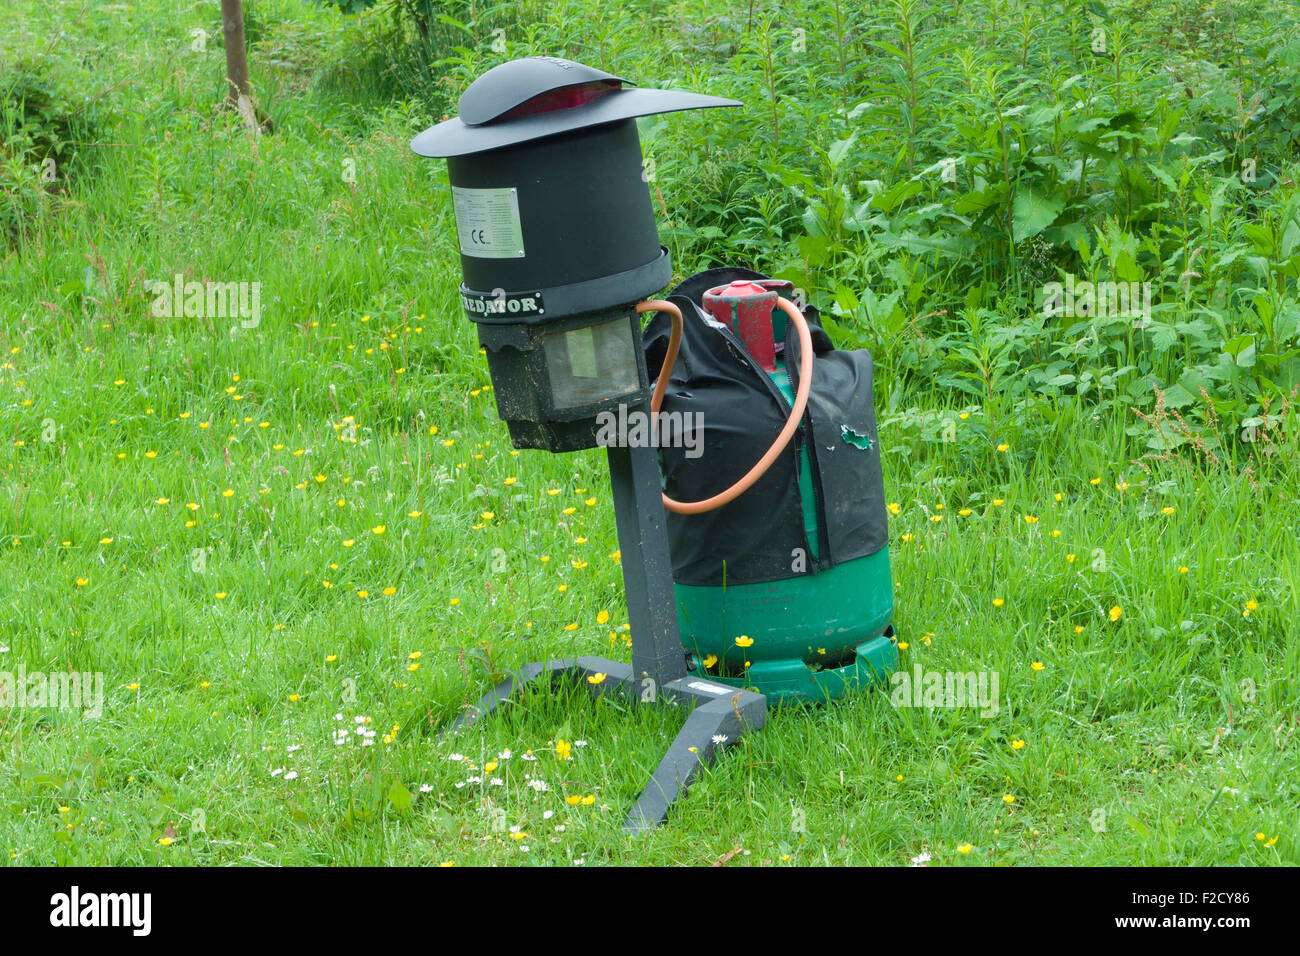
0 55 97 243
664 0 1300 459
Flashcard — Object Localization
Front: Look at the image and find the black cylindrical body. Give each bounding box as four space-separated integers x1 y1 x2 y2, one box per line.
447 119 668 321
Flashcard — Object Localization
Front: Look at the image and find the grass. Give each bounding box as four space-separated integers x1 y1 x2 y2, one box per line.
0 0 1296 866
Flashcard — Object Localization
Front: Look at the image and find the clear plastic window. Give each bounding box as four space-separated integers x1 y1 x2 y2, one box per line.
543 318 641 408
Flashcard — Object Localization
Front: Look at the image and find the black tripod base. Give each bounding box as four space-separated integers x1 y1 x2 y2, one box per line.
442 656 767 834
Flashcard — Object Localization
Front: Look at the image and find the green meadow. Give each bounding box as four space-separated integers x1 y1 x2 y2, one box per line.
1 0 1296 865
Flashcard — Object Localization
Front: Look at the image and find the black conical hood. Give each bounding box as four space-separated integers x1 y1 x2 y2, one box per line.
411 56 740 158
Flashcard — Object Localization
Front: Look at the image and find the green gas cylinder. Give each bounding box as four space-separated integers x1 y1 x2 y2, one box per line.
673 281 896 702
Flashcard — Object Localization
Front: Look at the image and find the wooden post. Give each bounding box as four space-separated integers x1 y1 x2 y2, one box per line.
220 0 268 134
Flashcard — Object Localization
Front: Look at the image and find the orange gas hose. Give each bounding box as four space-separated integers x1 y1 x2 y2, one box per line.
637 296 814 515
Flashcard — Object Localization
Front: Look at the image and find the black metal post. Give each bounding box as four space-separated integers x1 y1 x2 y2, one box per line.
606 439 687 690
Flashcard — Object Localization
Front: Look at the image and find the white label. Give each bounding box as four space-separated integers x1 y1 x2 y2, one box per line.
567 327 598 378
451 186 525 259
687 680 730 695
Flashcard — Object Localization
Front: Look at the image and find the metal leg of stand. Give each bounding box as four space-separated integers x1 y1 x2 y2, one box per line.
623 676 766 834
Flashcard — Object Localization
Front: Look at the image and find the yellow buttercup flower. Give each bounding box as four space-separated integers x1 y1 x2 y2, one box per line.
735 635 754 648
